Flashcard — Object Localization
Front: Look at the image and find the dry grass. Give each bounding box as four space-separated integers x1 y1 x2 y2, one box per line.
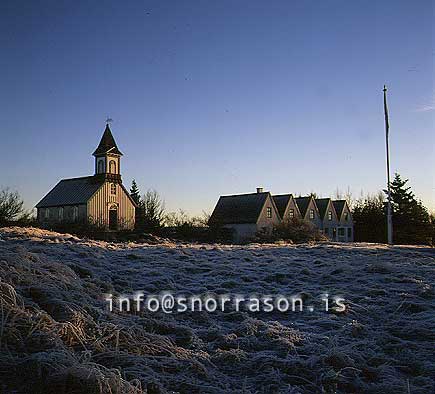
0 226 434 393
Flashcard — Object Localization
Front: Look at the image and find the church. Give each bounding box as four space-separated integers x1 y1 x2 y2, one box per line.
36 124 137 230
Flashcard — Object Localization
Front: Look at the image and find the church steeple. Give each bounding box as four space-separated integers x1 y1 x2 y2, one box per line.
93 123 123 181
93 124 123 156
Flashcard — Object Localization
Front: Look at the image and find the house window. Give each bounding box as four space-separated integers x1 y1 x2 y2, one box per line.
109 160 116 174
309 209 314 219
344 212 349 221
338 228 345 236
266 207 272 218
347 228 352 238
110 183 116 195
58 207 64 221
328 211 332 221
72 206 78 221
44 208 49 219
289 209 294 218
324 227 329 235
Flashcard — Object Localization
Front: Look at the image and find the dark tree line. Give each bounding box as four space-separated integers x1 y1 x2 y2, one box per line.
353 173 434 245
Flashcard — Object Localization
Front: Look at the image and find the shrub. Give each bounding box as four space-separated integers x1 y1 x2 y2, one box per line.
272 217 326 243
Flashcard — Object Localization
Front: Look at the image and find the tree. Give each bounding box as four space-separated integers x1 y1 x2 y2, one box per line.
385 173 432 245
430 213 435 246
334 186 355 210
0 188 25 224
136 189 165 232
352 192 386 243
130 179 141 206
164 210 210 228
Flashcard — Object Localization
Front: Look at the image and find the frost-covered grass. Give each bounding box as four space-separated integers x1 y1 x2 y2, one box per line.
0 226 434 394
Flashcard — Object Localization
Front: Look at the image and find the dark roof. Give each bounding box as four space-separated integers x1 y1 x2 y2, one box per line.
272 194 294 218
209 192 270 225
315 198 331 219
93 124 123 156
36 176 104 208
295 196 312 217
332 200 346 217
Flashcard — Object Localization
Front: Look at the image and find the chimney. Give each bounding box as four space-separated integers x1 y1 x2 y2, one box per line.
256 187 263 194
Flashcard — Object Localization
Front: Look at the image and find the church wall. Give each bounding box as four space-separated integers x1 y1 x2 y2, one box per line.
88 182 135 230
37 204 87 225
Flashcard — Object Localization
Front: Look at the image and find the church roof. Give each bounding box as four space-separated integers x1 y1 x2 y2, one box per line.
93 124 123 156
36 176 104 208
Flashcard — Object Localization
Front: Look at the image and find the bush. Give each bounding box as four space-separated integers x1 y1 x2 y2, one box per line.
44 221 119 240
272 218 326 243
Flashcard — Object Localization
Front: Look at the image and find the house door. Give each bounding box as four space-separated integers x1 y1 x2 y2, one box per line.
109 208 118 230
332 228 337 241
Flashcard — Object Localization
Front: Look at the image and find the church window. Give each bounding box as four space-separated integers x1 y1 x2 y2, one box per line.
110 183 116 195
72 206 78 221
98 160 104 174
109 160 116 174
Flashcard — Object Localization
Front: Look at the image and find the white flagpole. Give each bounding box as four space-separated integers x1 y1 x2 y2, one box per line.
383 85 393 245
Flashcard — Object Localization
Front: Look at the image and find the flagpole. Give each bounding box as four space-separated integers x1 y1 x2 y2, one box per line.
383 85 393 245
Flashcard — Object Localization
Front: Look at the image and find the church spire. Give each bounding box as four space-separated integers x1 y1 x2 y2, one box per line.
93 123 123 181
93 123 123 156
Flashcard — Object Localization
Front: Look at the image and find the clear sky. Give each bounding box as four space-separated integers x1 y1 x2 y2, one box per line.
1 0 433 215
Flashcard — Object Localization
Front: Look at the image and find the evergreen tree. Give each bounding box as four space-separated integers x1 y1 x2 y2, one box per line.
384 173 431 245
353 192 386 243
130 179 141 206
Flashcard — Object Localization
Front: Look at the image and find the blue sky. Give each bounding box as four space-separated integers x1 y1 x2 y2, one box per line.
1 0 433 214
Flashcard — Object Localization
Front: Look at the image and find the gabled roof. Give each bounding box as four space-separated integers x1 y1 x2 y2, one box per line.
332 200 346 218
36 176 104 208
93 124 123 156
295 196 312 217
209 192 272 225
315 198 332 219
272 194 294 218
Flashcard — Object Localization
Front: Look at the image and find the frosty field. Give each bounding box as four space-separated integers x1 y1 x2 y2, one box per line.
0 227 434 394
